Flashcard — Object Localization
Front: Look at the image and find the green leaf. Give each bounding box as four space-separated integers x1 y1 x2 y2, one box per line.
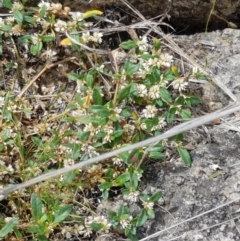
30 41 43 56
147 209 155 218
120 40 137 50
0 217 18 238
116 84 131 102
85 73 94 87
102 189 109 200
189 96 201 106
77 130 90 142
76 115 107 125
170 133 184 142
31 136 43 147
88 105 110 117
83 10 103 19
66 72 80 81
39 4 47 17
31 193 43 221
140 54 156 60
177 147 191 167
90 222 104 231
1 128 11 141
149 191 162 202
71 143 81 160
27 225 45 234
63 171 77 184
180 109 192 120
124 61 139 76
148 151 164 159
13 10 23 24
3 109 12 121
153 38 161 51
53 205 72 224
136 209 148 227
160 87 172 103
13 228 22 238
0 25 11 31
2 0 12 9
92 87 103 105
36 234 49 241
174 96 185 105
166 107 177 123
41 35 54 42
98 182 112 191
113 173 131 186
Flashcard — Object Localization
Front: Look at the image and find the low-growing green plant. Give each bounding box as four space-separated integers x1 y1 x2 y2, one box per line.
0 0 202 240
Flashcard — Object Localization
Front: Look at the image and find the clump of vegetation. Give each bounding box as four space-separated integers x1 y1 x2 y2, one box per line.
0 0 201 240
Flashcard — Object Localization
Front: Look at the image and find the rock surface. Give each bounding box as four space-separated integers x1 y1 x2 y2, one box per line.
137 28 240 240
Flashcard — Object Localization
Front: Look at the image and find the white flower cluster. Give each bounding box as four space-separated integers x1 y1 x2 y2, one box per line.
137 36 150 52
103 121 114 143
10 2 24 12
54 19 67 33
120 215 133 229
123 190 139 202
143 201 154 210
82 31 103 44
69 12 84 22
81 143 99 158
66 215 111 238
38 1 62 13
171 77 188 91
148 84 161 99
136 53 173 77
142 105 158 118
123 123 135 136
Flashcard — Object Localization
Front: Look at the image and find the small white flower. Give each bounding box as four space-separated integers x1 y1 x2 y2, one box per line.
51 3 62 12
0 18 4 27
38 1 52 11
120 216 132 229
92 32 103 43
172 77 188 91
92 216 111 232
140 122 147 130
136 68 147 79
159 53 173 68
147 57 160 68
54 19 67 33
82 31 91 43
96 64 105 72
81 144 99 157
137 36 149 52
123 124 135 135
112 157 123 166
136 84 148 97
148 85 160 99
5 17 15 25
40 47 57 62
142 105 158 118
124 190 139 202
157 117 167 129
70 12 84 22
113 106 122 119
11 2 24 12
143 201 154 210
63 158 74 167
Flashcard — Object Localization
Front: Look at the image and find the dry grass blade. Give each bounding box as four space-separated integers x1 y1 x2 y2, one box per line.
1 101 240 200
